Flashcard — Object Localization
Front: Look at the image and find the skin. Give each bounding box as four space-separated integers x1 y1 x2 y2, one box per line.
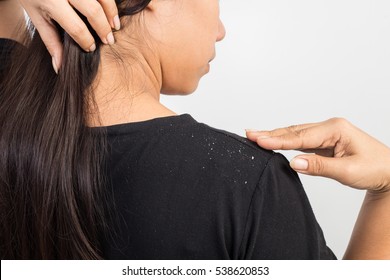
1 0 388 260
247 118 390 259
0 0 25 43
246 118 390 192
89 0 226 126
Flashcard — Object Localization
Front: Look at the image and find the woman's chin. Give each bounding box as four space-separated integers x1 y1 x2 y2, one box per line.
161 82 200 96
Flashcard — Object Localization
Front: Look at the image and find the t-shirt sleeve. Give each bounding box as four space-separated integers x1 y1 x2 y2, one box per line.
238 153 336 259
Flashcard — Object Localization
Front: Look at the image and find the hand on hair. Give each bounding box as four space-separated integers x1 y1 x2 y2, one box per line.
19 0 120 73
246 118 390 193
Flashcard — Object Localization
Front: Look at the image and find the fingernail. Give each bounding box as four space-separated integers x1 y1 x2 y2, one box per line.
89 43 96 52
114 15 121 31
107 32 115 45
291 158 308 171
245 129 272 140
52 56 58 74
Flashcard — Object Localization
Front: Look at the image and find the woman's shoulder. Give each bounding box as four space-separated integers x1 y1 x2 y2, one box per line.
176 116 290 181
104 115 335 259
106 113 291 187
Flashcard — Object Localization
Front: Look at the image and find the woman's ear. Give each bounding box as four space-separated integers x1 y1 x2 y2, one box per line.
145 0 155 12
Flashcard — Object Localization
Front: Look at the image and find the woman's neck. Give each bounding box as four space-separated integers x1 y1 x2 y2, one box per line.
88 42 176 127
0 1 26 43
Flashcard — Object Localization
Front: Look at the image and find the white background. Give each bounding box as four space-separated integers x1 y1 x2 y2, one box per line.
162 0 390 259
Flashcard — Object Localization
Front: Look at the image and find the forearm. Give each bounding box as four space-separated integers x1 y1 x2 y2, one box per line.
344 190 390 259
0 0 25 42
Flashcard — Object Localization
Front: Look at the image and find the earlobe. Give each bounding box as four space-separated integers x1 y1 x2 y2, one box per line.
146 0 155 12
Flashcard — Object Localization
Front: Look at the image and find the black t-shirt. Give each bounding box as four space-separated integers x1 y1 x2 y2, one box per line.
0 39 336 259
97 115 335 259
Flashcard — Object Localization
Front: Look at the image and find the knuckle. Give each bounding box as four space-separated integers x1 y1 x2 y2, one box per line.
68 24 85 40
311 157 325 175
88 4 104 18
327 118 352 148
287 125 307 140
297 127 308 138
279 138 289 150
330 117 350 129
267 129 279 137
342 163 356 180
287 124 300 135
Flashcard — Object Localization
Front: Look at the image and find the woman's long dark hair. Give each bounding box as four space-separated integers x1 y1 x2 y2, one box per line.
0 0 151 259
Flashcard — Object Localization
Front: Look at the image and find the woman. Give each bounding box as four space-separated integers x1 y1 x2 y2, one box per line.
0 0 335 259
0 0 385 260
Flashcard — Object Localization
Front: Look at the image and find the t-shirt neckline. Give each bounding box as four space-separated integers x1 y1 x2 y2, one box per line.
89 114 195 135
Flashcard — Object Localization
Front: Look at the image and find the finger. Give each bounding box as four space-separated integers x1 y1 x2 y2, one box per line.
255 135 298 150
49 2 96 52
300 148 334 157
28 13 63 73
290 155 356 186
98 0 120 30
246 122 317 139
246 123 317 145
253 121 341 151
70 0 114 45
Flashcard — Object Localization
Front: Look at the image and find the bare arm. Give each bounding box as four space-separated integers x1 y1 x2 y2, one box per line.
246 118 390 259
345 190 390 259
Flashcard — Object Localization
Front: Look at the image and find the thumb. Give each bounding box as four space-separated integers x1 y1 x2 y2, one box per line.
29 13 63 73
290 154 351 184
